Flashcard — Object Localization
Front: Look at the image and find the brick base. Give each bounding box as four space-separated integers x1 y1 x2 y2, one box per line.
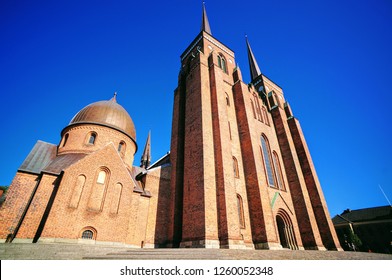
180 239 220 248
254 241 282 250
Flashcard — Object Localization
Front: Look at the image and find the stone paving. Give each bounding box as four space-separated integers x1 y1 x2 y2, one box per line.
1 243 391 260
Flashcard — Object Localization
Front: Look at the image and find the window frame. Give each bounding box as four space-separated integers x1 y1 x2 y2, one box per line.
260 135 276 188
81 230 94 240
87 132 97 145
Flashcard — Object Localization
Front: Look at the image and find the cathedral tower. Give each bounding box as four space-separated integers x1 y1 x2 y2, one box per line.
169 4 341 250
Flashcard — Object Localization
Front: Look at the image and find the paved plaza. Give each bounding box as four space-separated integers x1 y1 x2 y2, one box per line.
1 243 391 260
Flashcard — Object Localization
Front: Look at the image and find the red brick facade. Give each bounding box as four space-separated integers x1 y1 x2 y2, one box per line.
0 6 341 251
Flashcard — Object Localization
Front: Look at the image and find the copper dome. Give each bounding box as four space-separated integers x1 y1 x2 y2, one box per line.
68 95 136 140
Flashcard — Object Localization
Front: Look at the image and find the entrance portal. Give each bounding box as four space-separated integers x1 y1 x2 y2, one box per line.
276 215 289 248
276 209 298 250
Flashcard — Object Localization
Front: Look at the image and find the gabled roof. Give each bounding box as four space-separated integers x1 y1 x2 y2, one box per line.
42 153 87 175
332 206 392 225
19 141 57 174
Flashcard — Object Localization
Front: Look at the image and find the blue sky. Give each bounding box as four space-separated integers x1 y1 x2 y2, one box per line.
0 0 391 217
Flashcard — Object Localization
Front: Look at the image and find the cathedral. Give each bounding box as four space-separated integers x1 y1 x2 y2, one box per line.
0 4 341 250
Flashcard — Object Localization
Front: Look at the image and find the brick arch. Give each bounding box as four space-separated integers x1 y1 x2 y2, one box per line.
80 226 97 240
276 208 299 250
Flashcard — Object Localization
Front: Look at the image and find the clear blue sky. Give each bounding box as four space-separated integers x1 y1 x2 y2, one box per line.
1 0 391 217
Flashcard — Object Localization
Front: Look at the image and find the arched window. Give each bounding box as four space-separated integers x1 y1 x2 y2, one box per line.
118 141 126 156
233 156 239 178
260 135 275 187
88 132 97 145
81 230 93 239
273 152 285 191
237 194 245 228
62 133 69 147
217 54 227 73
97 170 106 184
225 93 230 106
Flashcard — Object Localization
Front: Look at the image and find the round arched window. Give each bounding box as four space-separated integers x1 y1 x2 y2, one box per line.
81 230 94 239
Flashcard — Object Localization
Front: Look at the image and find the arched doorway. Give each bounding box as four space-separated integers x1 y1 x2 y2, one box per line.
276 209 298 250
276 215 289 248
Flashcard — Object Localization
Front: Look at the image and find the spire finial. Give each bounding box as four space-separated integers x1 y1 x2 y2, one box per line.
201 1 212 34
246 36 262 80
111 91 118 103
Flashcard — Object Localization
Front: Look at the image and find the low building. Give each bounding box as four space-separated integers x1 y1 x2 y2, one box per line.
332 206 392 253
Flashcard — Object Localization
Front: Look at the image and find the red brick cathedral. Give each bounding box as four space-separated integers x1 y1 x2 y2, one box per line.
0 5 341 250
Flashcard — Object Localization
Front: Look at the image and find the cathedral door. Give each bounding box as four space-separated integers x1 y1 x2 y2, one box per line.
276 216 289 248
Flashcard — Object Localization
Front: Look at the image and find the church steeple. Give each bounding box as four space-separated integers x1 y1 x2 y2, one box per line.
140 131 151 169
246 36 262 81
201 2 212 34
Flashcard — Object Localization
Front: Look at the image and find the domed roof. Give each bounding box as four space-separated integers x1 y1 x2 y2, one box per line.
69 94 136 140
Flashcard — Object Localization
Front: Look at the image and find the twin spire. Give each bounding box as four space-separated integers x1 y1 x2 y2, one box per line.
200 3 262 81
201 2 212 34
140 131 151 169
246 36 262 80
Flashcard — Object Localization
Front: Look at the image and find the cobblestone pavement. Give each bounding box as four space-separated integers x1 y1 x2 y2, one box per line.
1 243 391 260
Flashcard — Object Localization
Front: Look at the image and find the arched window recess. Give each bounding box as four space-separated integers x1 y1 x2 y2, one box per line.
260 135 276 188
233 156 240 178
217 53 227 73
87 132 97 145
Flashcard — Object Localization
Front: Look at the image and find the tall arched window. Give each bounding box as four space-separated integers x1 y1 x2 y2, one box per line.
217 54 227 73
225 93 230 106
237 194 245 228
88 132 97 145
273 152 285 191
260 135 275 187
233 156 239 178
